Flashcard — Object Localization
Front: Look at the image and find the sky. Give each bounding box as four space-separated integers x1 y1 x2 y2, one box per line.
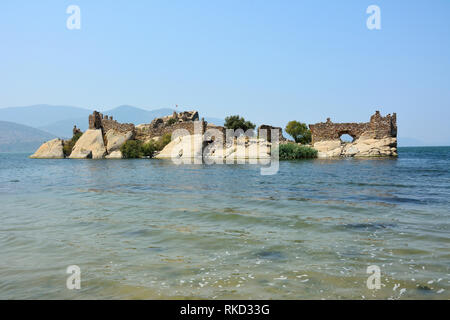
0 0 449 145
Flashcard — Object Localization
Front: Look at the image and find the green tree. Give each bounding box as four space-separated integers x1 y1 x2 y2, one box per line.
141 141 157 157
156 133 172 150
224 115 256 132
285 121 312 144
120 140 143 158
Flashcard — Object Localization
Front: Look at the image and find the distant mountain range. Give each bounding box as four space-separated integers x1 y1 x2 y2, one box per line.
0 121 56 153
0 104 92 128
0 104 224 138
0 104 175 138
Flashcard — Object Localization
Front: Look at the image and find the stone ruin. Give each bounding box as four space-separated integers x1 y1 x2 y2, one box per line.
135 110 206 142
309 111 397 144
32 106 398 160
89 111 136 134
83 110 288 151
149 111 199 128
257 125 286 142
72 125 82 136
309 111 398 158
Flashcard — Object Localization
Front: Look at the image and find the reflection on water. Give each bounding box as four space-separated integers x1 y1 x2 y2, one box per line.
0 147 449 299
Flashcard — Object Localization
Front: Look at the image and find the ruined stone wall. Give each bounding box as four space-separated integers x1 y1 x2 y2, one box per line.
101 119 135 134
309 111 397 144
89 111 135 134
257 125 286 142
204 124 226 141
135 120 206 142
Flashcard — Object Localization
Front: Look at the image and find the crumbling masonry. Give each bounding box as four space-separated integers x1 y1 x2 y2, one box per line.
89 111 135 133
309 111 398 157
309 111 397 144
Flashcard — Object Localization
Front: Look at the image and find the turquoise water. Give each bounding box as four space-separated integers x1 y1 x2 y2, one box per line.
0 147 449 299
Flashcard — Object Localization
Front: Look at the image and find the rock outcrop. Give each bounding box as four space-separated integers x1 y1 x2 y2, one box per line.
313 140 342 158
105 150 123 159
105 129 133 153
69 129 107 159
314 136 397 158
155 134 272 162
343 135 397 157
154 134 205 159
29 138 64 159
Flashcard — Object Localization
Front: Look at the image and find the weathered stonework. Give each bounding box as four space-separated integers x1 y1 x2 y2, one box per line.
309 111 397 144
77 111 135 158
89 111 135 134
309 111 397 158
105 129 134 153
135 111 206 142
257 125 286 142
73 125 82 136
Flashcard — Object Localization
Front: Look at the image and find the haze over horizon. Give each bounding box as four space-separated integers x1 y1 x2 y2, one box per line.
1 0 449 145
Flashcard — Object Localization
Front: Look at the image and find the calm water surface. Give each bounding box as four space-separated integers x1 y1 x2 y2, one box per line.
0 147 449 299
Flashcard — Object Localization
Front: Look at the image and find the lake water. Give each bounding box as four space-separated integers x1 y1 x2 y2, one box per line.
0 147 449 299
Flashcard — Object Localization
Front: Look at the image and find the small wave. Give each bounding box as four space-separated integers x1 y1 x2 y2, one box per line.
255 250 287 261
343 222 397 231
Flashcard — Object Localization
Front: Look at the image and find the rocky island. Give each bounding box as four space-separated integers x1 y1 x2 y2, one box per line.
30 110 397 160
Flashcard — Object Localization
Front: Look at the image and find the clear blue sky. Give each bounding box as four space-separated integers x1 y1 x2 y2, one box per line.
1 0 449 145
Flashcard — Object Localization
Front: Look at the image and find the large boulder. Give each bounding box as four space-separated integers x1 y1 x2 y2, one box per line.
105 129 133 153
154 134 204 160
155 134 272 163
350 137 397 157
313 140 342 158
69 129 107 159
313 137 398 158
206 137 271 161
105 150 123 159
30 138 64 159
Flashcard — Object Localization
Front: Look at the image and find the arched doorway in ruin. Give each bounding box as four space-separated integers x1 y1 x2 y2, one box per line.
338 131 356 143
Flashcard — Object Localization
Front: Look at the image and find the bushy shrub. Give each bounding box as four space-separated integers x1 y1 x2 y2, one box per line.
63 131 83 157
278 143 318 160
120 133 172 159
120 140 143 159
224 115 256 132
156 133 172 150
166 118 177 126
141 141 157 157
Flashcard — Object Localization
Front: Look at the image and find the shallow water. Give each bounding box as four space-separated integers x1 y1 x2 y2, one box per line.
0 147 449 299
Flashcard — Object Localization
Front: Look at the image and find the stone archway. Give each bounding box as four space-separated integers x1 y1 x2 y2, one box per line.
338 131 356 143
308 111 398 158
